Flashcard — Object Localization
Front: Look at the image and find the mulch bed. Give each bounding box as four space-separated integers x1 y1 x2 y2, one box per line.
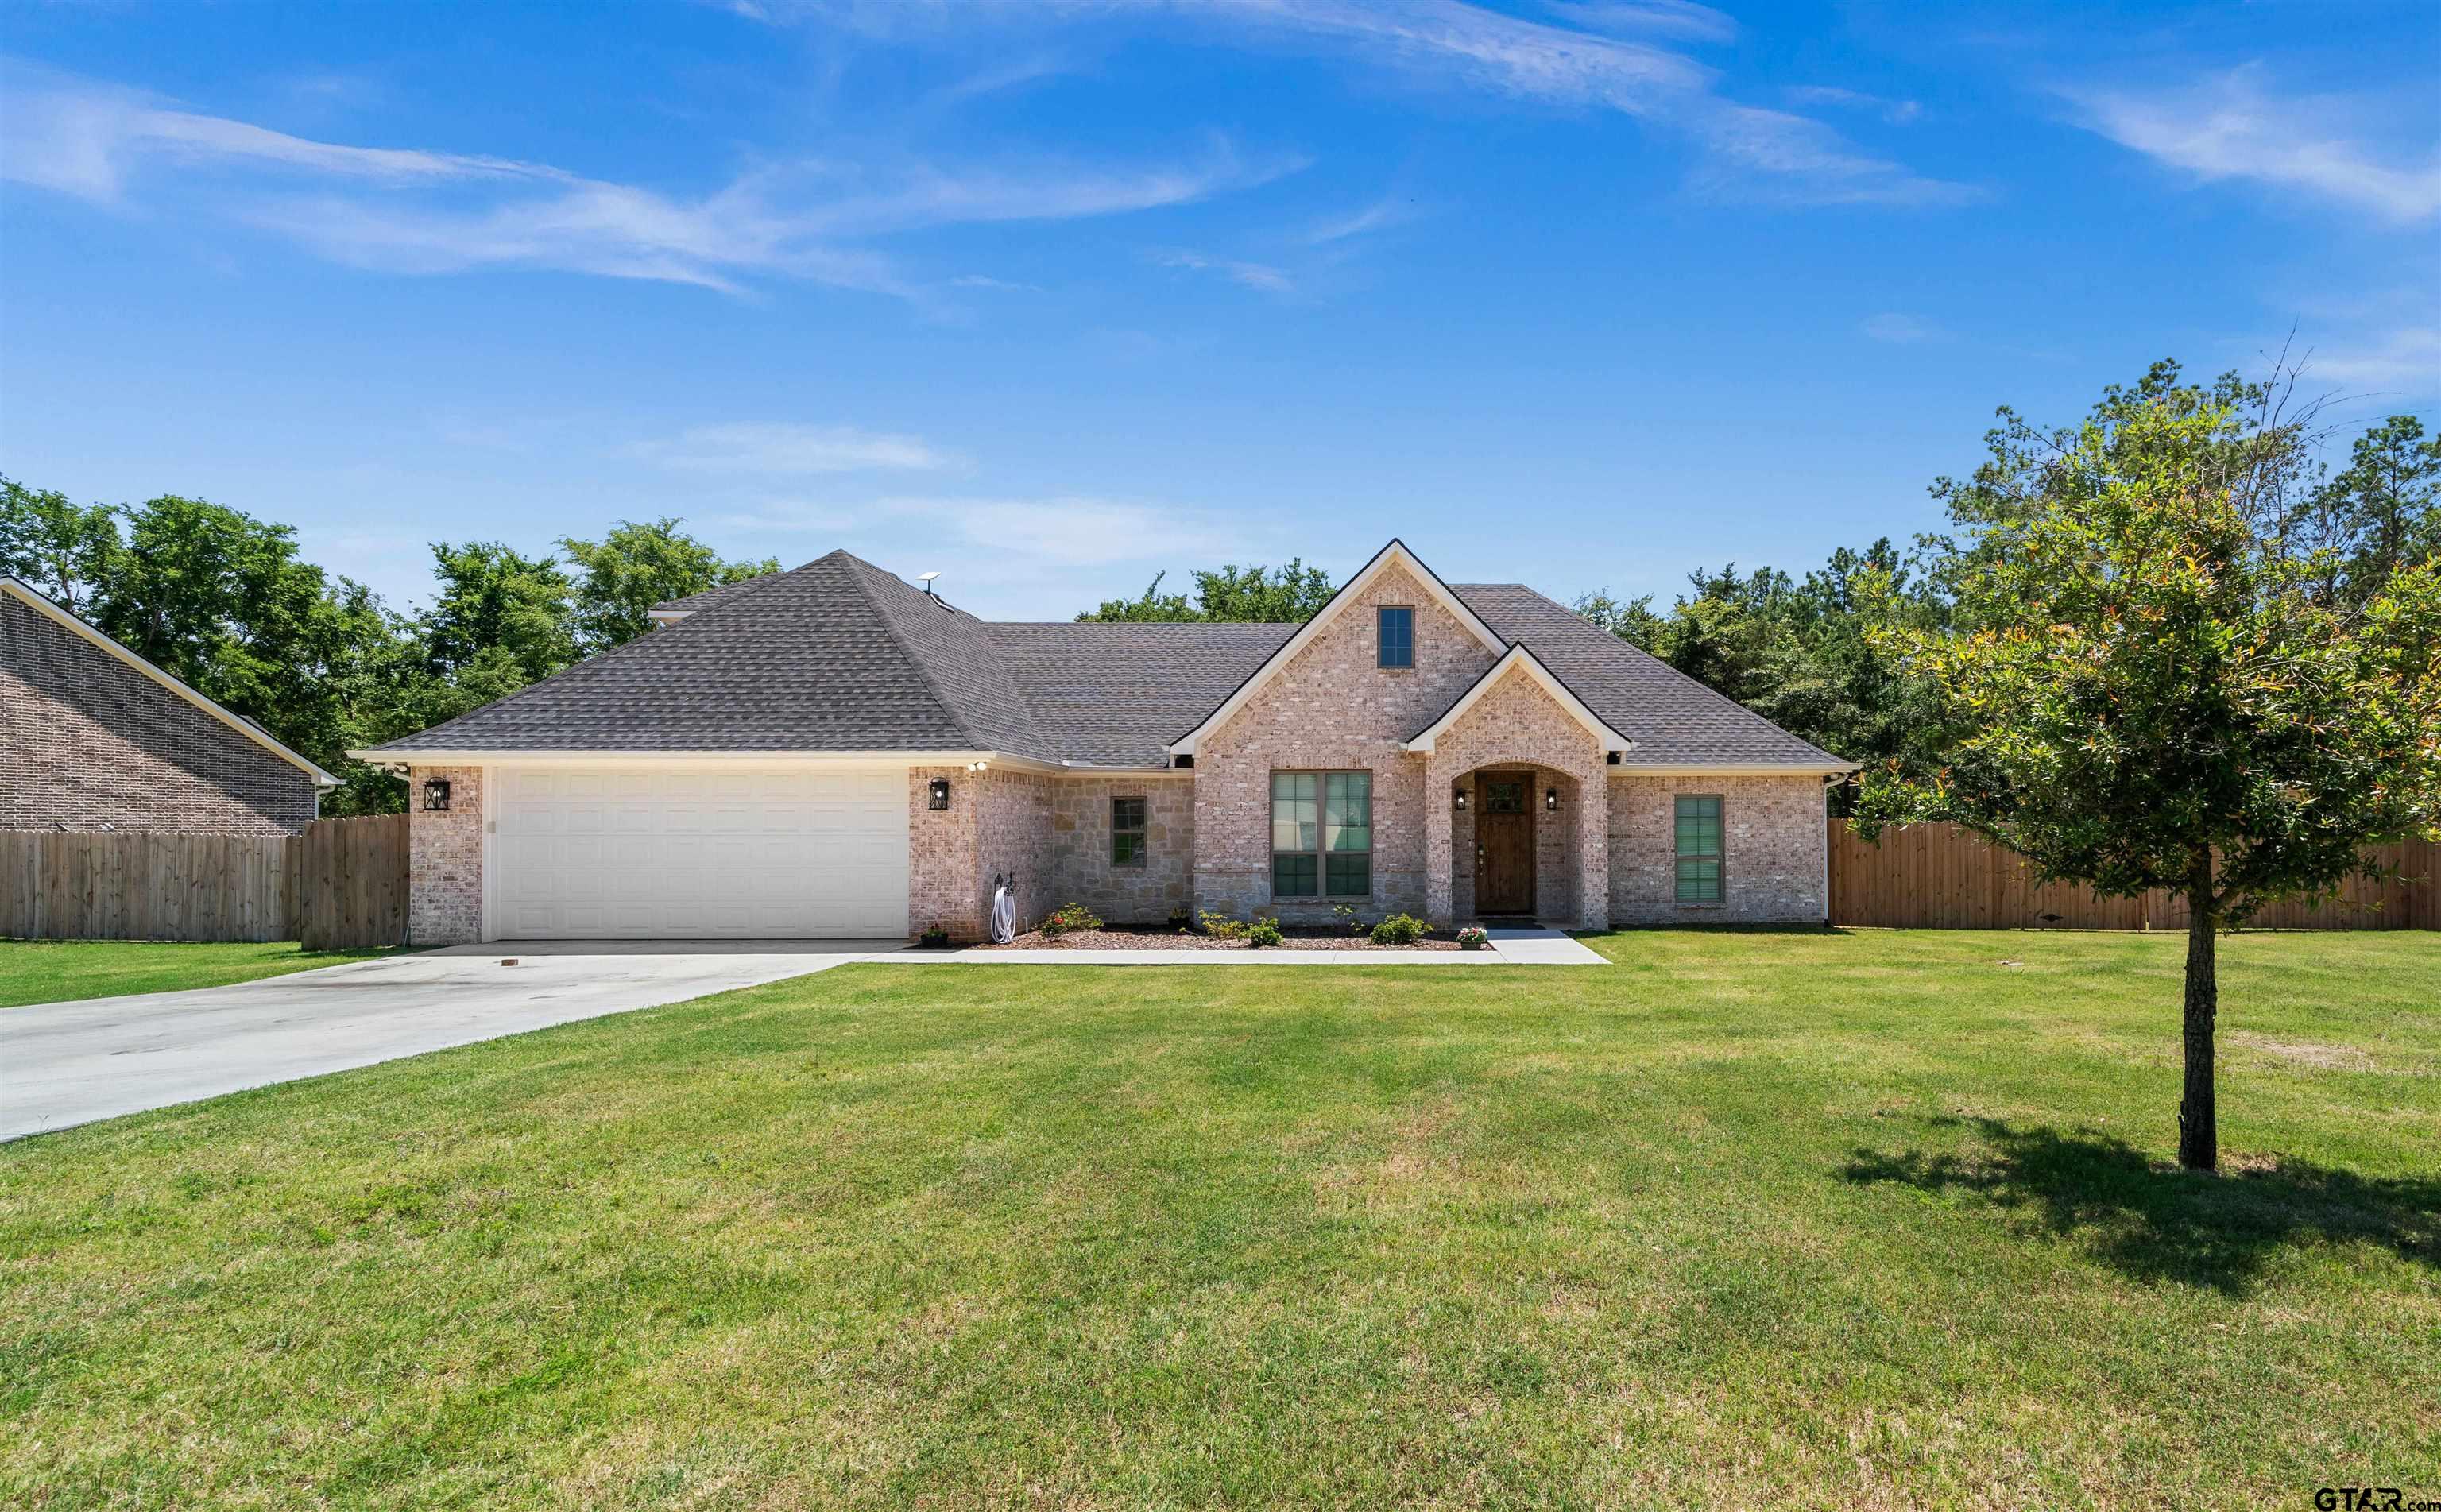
973 926 1464 952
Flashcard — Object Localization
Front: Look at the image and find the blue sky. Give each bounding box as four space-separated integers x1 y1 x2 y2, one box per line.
3 1 2435 621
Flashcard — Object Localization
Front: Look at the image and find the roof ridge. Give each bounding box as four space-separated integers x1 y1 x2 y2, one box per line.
838 555 986 750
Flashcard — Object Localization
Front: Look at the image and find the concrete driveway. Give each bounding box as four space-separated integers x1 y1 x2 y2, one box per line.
1 941 904 1141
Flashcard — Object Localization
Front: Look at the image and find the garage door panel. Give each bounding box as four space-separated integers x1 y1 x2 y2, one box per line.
492 767 910 939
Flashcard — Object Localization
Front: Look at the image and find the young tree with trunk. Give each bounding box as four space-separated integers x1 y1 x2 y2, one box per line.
1855 395 2440 1172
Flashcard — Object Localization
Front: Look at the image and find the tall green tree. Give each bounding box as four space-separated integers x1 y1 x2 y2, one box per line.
1855 393 2441 1172
559 517 777 652
1078 559 1337 622
0 477 122 615
418 541 578 684
2292 414 2440 606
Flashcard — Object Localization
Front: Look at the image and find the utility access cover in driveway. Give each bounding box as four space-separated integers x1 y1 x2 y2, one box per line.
0 942 902 1141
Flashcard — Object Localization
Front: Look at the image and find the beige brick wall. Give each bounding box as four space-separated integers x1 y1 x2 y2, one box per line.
406 764 483 945
1420 667 1608 929
1193 561 1495 926
1050 776 1195 925
909 764 1059 942
1607 773 1829 925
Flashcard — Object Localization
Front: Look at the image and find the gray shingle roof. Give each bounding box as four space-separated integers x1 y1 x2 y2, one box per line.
1450 585 1845 766
366 551 1845 768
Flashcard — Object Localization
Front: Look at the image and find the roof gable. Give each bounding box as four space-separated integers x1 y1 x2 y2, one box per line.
2 577 338 787
1166 539 1505 755
1403 645 1633 754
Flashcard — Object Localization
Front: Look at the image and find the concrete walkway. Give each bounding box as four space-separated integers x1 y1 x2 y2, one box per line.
903 924 1611 965
2 941 904 1141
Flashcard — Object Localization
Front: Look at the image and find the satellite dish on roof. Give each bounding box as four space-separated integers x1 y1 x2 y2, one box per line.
917 570 942 597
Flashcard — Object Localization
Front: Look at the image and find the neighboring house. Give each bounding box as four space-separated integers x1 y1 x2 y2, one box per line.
355 541 1851 944
2 577 337 836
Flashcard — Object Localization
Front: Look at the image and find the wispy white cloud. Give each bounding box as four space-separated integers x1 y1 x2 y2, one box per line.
758 0 1973 209
2295 326 2441 392
1156 248 1294 293
635 423 954 474
1302 195 1419 244
1 67 1300 296
2066 65 2441 225
1860 311 1944 344
1535 1 1735 45
1786 84 1921 126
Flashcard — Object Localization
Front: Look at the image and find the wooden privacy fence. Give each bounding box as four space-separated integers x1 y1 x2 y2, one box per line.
0 814 408 948
1828 821 2441 931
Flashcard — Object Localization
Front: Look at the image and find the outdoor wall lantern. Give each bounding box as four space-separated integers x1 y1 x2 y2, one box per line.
1453 783 1468 812
1545 787 1560 813
928 778 952 811
421 778 451 812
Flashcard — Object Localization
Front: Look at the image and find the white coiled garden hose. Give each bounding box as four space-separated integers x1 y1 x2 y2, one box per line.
990 882 1019 945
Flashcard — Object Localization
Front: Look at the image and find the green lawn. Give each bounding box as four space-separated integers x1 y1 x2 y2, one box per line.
2 930 2434 1509
0 939 407 1009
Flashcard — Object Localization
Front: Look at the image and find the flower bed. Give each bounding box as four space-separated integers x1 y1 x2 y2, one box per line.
973 926 1462 952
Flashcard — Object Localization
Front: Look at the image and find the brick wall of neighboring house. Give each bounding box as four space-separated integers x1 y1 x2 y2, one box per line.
1420 667 1608 929
406 764 484 944
1607 773 1829 925
909 764 1060 942
2 591 318 836
1050 775 1195 926
1193 560 1498 926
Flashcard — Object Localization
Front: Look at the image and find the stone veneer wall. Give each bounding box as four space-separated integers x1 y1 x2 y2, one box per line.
3 591 319 836
1193 560 1496 926
908 764 1059 942
407 764 483 945
1607 773 1828 924
1421 667 1608 929
1050 776 1195 925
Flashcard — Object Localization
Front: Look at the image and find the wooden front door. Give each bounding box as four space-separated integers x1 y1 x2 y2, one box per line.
1476 775 1535 915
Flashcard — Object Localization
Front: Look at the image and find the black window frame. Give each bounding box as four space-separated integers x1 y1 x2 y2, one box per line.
1674 793 1724 904
1271 769 1373 899
1111 795 1148 868
1376 605 1414 669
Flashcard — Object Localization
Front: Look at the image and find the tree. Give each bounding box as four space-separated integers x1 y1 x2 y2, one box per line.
1855 393 2441 1171
559 516 777 652
0 477 121 614
1077 559 1337 622
2293 415 2440 606
418 541 578 684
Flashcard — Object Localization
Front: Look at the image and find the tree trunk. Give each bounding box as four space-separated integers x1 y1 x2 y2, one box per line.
2177 865 2219 1172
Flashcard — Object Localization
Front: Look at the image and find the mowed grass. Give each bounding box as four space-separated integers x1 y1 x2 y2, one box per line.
0 939 407 1008
2 931 2435 1510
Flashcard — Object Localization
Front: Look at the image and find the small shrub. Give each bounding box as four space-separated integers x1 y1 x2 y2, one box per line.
1455 926 1490 951
1330 903 1366 936
1040 902 1104 939
1198 910 1250 941
917 926 952 949
1248 916 1283 949
1370 912 1426 946
1167 906 1194 933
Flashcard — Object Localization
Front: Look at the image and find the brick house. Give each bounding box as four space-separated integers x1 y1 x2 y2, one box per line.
356 542 1851 944
3 576 336 836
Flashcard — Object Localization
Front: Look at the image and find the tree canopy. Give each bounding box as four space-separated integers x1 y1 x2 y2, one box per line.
1077 560 1337 622
1853 375 2440 1170
0 478 769 816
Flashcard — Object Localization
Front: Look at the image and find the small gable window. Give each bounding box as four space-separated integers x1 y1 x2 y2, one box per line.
1674 794 1723 904
1112 797 1147 868
1377 605 1414 668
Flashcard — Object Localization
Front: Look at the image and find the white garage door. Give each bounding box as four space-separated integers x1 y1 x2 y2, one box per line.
491 767 908 939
